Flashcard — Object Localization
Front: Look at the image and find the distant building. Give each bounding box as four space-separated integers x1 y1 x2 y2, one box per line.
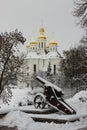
18 25 61 88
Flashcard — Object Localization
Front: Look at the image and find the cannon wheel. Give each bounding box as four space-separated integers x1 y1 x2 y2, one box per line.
34 94 46 109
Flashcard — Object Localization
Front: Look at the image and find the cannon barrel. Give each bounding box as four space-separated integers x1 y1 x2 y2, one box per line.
36 76 63 93
36 76 50 85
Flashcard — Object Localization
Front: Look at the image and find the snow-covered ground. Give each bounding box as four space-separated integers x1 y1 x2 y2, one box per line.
0 87 87 130
0 110 87 130
0 87 34 110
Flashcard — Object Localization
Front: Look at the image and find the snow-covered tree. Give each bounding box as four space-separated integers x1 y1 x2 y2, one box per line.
74 0 87 28
61 46 87 90
74 0 87 47
73 0 87 90
0 30 26 96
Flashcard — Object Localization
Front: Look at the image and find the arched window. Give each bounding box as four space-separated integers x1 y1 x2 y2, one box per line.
39 42 40 48
41 42 43 48
44 42 45 48
27 83 29 87
50 48 52 51
53 48 55 51
33 64 36 72
54 65 56 74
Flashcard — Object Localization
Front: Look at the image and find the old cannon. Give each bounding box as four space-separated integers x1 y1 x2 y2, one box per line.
34 76 76 114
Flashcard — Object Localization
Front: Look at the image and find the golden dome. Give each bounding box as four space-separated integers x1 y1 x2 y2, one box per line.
26 39 37 48
40 27 44 35
49 32 58 46
30 40 38 45
38 25 46 40
26 45 30 48
38 35 46 40
49 40 58 45
46 46 49 48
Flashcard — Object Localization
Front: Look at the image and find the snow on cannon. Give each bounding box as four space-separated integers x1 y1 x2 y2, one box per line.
34 76 76 115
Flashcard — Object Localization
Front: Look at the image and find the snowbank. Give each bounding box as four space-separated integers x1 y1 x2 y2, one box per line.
0 111 87 130
69 90 87 103
66 90 87 115
0 111 34 130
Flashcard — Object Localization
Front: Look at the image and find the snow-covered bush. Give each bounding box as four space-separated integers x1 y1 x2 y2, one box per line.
0 86 12 104
79 97 87 102
18 99 32 107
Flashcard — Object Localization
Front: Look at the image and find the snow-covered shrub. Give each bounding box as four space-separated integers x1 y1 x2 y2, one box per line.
18 99 32 106
26 99 32 105
0 86 12 104
79 97 87 102
17 94 33 107
18 101 23 106
71 90 87 103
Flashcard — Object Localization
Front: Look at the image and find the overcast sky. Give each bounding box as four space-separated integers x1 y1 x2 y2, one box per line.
0 0 83 53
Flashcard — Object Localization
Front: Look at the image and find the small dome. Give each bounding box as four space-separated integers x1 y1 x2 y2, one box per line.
38 35 46 40
46 46 49 48
49 32 58 46
40 27 44 34
38 25 46 40
30 40 38 45
49 40 58 45
26 45 30 48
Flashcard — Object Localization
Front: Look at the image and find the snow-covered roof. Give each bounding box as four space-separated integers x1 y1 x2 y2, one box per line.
25 52 40 59
25 51 60 59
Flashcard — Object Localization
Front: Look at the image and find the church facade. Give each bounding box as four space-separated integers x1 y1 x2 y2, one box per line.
18 25 61 88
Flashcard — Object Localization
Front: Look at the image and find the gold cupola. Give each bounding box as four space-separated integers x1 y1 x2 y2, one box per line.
29 32 38 45
30 40 38 45
26 45 30 48
46 45 49 48
26 36 38 49
49 32 58 46
49 40 58 46
40 26 44 35
38 25 46 40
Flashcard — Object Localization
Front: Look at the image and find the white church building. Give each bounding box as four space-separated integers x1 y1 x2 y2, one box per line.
18 25 61 88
